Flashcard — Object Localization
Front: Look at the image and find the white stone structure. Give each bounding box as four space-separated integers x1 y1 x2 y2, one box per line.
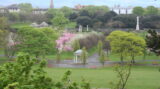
79 25 83 32
74 49 83 63
136 16 140 30
111 5 133 14
32 8 48 14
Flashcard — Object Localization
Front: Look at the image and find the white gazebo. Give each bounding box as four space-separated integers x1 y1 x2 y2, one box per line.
74 49 83 63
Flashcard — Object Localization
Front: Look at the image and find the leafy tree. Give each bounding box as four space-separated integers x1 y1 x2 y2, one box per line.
76 16 92 27
106 21 125 28
0 30 9 49
60 6 73 17
69 12 79 21
145 6 158 15
81 47 88 65
97 40 103 55
8 13 19 22
0 52 54 89
18 27 58 58
141 15 160 29
107 31 146 63
82 5 109 17
146 30 160 55
45 8 59 22
99 50 105 66
52 12 74 29
102 11 117 23
113 15 136 28
0 53 91 89
73 40 80 51
133 6 145 16
0 17 9 30
18 3 33 13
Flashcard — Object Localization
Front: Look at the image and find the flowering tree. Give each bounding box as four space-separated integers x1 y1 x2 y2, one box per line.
56 32 75 52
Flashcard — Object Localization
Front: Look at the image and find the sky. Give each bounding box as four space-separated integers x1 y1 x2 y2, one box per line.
0 0 160 8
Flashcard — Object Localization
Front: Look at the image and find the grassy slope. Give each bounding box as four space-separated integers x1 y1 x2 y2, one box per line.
45 66 160 89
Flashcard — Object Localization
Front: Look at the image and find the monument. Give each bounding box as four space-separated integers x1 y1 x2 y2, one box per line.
136 16 140 30
50 0 54 8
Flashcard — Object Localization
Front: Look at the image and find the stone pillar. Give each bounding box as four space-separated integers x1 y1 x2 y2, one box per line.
136 16 140 30
87 25 89 32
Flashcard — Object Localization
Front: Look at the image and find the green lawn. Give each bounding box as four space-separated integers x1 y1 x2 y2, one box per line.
45 66 160 89
108 53 160 61
10 23 30 29
46 47 97 60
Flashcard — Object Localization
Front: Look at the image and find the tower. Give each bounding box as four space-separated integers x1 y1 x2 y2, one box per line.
50 0 54 8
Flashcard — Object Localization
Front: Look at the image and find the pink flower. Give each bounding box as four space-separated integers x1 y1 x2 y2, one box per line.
56 32 75 52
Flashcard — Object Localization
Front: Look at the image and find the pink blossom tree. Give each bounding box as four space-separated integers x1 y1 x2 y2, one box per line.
56 32 75 52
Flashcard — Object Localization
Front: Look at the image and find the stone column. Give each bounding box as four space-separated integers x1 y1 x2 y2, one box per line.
136 16 140 30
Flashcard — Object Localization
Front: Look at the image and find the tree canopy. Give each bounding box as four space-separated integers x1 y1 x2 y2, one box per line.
133 6 145 16
107 30 146 63
18 27 58 58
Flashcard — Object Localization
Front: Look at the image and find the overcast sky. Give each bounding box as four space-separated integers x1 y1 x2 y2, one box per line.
0 0 159 8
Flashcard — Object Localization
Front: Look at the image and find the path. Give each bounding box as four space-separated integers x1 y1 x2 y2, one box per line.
47 53 160 68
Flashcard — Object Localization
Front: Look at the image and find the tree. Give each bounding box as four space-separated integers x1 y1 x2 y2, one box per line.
112 15 137 28
69 12 79 21
0 53 54 88
97 40 103 55
133 6 145 16
18 27 58 58
8 13 19 22
146 30 160 55
51 12 71 29
76 16 92 27
0 53 91 89
73 40 80 51
99 50 105 66
0 17 9 30
107 31 146 63
106 21 125 28
102 11 117 23
18 3 32 13
111 64 132 89
145 6 158 15
81 47 87 65
82 5 109 17
45 8 59 23
60 6 73 17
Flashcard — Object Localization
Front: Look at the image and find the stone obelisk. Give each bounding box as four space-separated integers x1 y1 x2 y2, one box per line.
50 0 54 8
136 16 140 30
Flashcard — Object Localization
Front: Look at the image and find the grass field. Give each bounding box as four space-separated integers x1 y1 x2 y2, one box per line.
45 66 160 89
10 23 30 29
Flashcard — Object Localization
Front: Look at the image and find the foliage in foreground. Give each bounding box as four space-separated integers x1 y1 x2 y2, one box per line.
111 64 132 89
0 53 91 89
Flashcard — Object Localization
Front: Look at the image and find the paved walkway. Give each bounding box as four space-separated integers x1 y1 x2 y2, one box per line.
47 53 160 68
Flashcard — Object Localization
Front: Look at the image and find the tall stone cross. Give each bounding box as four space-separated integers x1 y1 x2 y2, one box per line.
136 16 140 31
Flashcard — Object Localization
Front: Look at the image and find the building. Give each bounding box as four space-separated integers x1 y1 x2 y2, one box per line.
75 4 86 10
0 8 8 13
111 5 133 14
32 8 48 14
7 4 20 13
